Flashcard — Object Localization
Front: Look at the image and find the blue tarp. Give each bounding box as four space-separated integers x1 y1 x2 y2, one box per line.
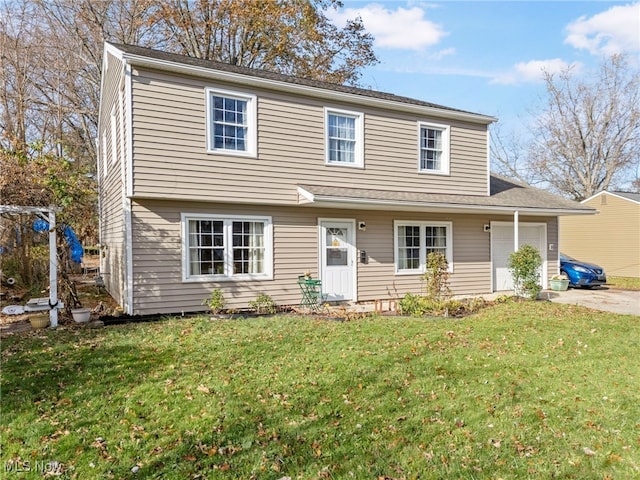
33 220 84 263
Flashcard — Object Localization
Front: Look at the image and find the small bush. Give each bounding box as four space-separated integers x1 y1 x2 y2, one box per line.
508 245 542 300
424 252 451 300
249 293 277 315
399 293 427 316
203 289 225 314
399 293 488 317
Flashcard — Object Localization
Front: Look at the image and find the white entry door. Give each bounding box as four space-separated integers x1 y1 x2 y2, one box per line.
320 220 356 302
492 223 547 291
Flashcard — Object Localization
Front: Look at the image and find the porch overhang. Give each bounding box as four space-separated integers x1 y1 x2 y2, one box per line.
297 184 596 217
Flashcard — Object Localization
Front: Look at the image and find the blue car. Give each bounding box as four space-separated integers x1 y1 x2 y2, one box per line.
560 253 607 288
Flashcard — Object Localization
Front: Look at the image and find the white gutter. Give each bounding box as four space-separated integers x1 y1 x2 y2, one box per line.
514 210 519 252
297 187 596 216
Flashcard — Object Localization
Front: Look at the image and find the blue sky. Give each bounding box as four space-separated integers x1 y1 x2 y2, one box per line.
328 1 640 135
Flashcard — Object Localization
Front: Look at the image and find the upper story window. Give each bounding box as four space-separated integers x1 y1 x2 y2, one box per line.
418 122 450 175
394 220 453 274
206 88 256 156
182 213 272 281
325 108 363 167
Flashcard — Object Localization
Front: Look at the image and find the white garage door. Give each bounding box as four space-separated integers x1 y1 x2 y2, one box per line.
492 223 547 291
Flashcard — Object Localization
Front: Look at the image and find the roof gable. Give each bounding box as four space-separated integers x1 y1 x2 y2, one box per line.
106 42 495 125
582 190 640 206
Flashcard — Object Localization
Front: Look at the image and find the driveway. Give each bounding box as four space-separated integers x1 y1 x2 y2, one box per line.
542 287 640 316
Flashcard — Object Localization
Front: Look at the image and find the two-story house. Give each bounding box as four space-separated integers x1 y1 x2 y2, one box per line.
98 42 594 316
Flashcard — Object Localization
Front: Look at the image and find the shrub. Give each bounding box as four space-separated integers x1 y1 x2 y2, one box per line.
424 252 451 300
249 293 277 315
399 293 429 316
508 245 542 300
399 293 487 317
203 289 225 314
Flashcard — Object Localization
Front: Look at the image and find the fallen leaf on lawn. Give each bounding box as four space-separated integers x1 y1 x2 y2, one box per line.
583 447 596 456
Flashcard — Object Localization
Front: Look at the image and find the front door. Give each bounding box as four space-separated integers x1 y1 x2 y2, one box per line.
320 220 356 302
492 223 547 291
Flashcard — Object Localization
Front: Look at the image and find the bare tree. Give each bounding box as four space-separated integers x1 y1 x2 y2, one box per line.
490 121 539 185
150 0 377 85
528 54 640 201
2 0 376 170
0 1 45 151
34 0 162 169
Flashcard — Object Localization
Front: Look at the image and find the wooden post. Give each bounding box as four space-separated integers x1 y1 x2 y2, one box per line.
49 210 58 328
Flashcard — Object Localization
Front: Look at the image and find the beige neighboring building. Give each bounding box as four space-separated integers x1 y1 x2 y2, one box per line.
560 191 640 278
97 42 594 316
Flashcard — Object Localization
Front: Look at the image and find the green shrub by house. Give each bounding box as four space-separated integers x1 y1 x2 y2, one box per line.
508 244 542 299
424 251 451 300
202 289 226 314
249 293 277 314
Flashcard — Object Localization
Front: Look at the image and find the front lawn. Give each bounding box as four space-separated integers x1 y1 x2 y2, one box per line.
2 301 638 479
608 276 640 290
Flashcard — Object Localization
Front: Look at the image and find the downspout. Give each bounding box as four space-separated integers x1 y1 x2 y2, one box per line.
514 210 519 251
124 62 134 315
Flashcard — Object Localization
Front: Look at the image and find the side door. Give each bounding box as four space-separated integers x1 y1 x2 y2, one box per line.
492 223 547 291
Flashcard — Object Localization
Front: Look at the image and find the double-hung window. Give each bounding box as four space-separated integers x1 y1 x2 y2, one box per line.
206 88 256 156
394 220 453 274
418 122 450 174
182 214 272 281
325 108 363 167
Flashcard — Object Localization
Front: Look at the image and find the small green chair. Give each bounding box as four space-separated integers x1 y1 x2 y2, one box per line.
297 276 324 311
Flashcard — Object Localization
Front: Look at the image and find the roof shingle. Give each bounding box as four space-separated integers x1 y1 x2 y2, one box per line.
298 175 594 213
109 42 490 119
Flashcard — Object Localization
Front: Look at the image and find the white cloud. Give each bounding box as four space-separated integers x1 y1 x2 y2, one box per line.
565 3 640 55
491 59 582 85
429 47 456 61
327 3 448 51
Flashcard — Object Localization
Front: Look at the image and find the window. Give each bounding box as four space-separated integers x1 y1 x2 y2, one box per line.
394 221 452 274
325 108 363 167
206 88 256 156
182 214 272 281
418 122 450 174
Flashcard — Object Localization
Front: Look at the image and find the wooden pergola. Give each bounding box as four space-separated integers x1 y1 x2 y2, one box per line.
0 205 61 327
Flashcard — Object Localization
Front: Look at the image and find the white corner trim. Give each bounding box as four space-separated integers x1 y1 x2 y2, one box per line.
124 198 134 315
125 64 134 197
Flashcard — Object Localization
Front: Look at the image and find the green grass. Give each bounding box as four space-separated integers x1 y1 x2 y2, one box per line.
2 301 639 479
608 276 640 290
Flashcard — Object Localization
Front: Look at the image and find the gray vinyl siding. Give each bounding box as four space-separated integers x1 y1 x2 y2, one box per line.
130 67 489 204
98 52 127 307
127 200 538 315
